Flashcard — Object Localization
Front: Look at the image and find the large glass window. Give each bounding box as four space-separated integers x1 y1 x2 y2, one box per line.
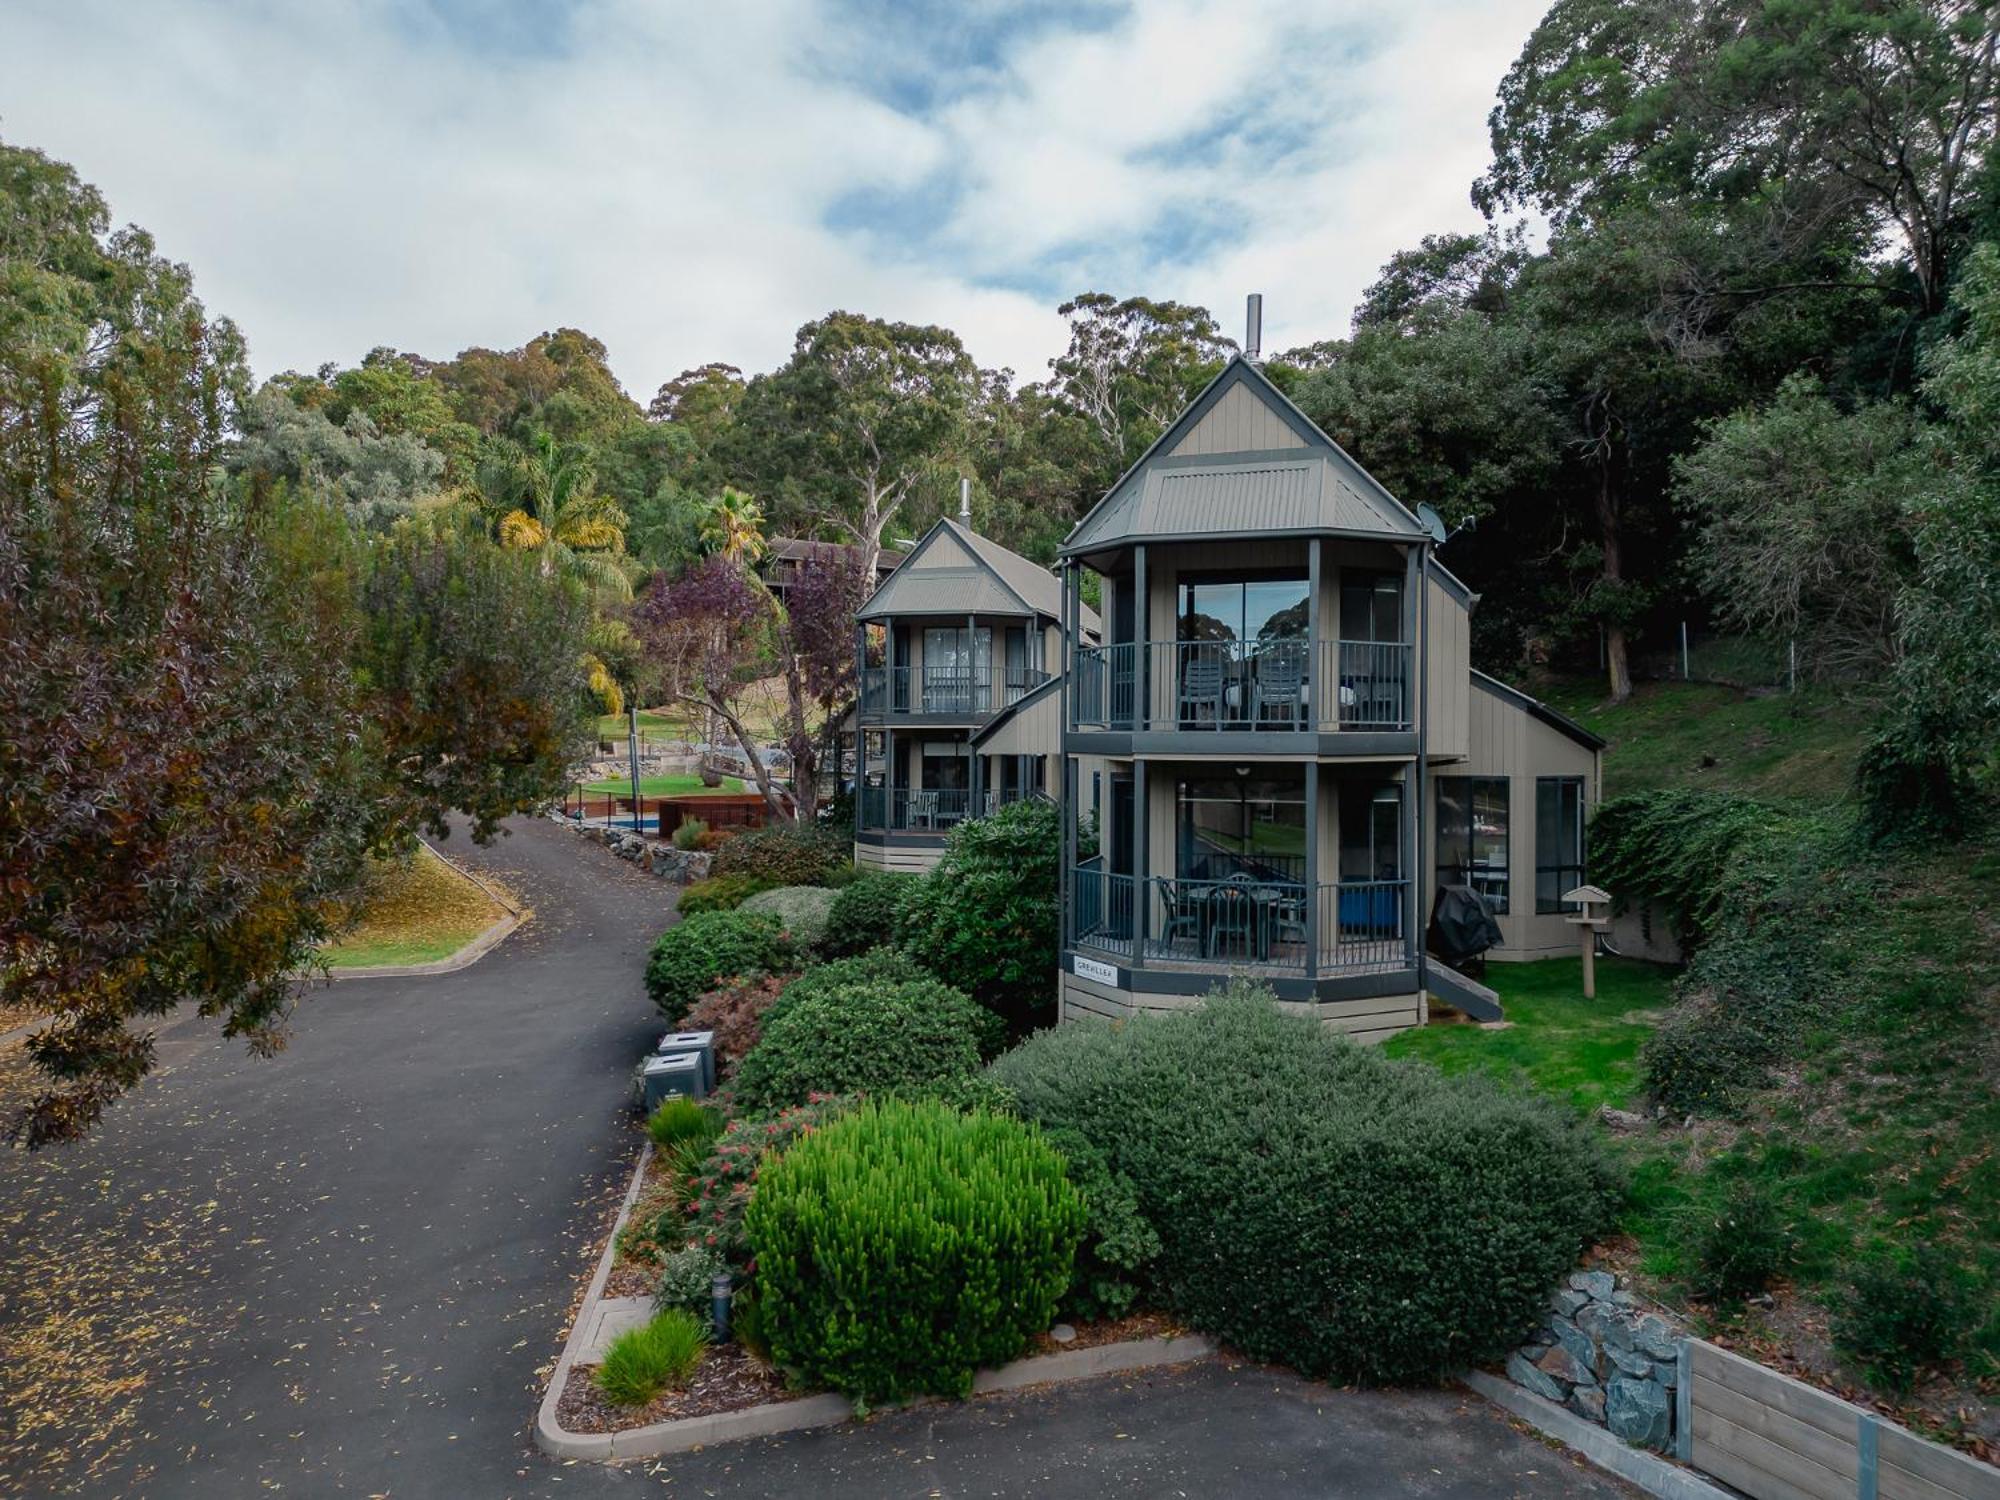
1338 781 1403 882
1339 574 1402 642
1176 774 1307 883
1436 776 1510 913
921 627 990 712
1177 576 1309 643
1535 777 1586 913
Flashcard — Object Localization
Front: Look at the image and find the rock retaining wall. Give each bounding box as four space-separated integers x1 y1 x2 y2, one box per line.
1506 1269 1682 1451
551 813 712 884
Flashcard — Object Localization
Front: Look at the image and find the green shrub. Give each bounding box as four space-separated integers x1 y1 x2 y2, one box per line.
672 816 710 851
1044 1126 1160 1321
988 984 1618 1385
644 911 790 1022
1638 812 1863 1114
765 947 928 1014
686 1096 850 1271
646 1095 723 1152
898 798 1061 1033
738 885 840 951
711 821 850 886
822 872 918 958
1590 789 1786 952
1688 1182 1795 1302
677 872 778 915
732 973 995 1116
594 1309 709 1406
653 1243 727 1329
746 1098 1085 1403
1833 1247 1977 1391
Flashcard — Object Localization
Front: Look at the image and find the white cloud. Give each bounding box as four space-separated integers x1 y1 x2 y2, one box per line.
0 0 1538 396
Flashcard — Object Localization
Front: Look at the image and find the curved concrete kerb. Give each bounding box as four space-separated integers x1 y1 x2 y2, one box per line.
319 839 523 981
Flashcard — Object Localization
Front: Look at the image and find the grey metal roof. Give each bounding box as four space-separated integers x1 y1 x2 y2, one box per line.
858 517 1099 633
1061 357 1427 557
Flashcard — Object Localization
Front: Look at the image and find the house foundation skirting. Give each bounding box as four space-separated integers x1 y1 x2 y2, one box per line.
1058 962 1423 1043
854 833 949 874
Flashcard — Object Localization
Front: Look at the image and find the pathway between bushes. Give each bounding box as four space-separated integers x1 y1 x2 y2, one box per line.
0 815 1641 1500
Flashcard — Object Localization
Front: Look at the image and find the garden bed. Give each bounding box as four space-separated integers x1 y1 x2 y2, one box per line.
555 1343 800 1434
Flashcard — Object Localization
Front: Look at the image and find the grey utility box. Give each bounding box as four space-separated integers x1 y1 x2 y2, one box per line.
656 1030 716 1095
641 1052 705 1112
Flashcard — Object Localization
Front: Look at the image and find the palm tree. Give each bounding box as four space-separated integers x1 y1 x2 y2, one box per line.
476 432 632 600
697 486 767 565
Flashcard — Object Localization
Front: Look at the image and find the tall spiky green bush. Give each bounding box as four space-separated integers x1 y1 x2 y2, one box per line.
745 1099 1085 1404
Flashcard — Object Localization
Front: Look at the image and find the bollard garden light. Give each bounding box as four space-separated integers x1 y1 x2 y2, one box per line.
710 1270 733 1342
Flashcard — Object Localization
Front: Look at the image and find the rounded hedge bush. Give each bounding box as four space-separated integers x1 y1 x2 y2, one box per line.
822 871 918 958
644 910 791 1022
745 1098 1085 1402
988 985 1619 1385
738 885 839 951
710 821 850 887
732 971 996 1115
897 798 1060 1033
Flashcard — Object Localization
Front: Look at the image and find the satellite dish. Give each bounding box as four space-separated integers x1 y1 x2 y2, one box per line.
1415 502 1449 546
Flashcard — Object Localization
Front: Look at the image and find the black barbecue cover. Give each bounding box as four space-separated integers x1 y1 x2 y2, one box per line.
1428 883 1504 966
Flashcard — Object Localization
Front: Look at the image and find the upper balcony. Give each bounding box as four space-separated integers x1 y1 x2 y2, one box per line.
1071 637 1411 738
858 664 1052 724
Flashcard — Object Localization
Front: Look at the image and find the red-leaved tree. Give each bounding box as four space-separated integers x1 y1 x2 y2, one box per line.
772 543 868 821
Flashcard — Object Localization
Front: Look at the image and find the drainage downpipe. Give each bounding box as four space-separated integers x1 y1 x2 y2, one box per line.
1416 544 1430 1002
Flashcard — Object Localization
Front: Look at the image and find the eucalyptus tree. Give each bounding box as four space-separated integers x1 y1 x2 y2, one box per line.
730 312 980 580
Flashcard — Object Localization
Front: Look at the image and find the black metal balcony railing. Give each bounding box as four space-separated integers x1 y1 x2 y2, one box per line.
859 665 1050 718
1071 639 1412 733
1071 868 1408 975
857 784 1035 834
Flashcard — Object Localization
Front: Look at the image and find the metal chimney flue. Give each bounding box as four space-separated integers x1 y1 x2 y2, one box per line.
958 476 972 528
1245 293 1263 363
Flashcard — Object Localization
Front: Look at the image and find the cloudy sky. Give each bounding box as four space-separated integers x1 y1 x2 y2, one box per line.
0 0 1541 398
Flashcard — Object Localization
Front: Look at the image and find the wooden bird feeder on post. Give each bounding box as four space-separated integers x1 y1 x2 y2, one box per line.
1563 885 1613 998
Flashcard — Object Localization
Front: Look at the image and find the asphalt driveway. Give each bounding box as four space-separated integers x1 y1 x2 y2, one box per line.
0 815 1640 1500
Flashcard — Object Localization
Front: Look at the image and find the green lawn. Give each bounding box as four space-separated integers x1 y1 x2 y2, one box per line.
1386 956 1676 1115
1537 678 1872 805
580 773 744 797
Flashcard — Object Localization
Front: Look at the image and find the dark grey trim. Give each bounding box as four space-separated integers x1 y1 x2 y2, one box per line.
969 674 1060 749
1066 957 1421 1005
1425 556 1477 607
853 830 950 849
1062 524 1426 562
1061 730 1419 759
1470 670 1607 751
856 709 991 729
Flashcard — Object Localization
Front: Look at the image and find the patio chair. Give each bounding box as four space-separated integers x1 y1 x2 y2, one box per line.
1254 643 1307 728
1205 883 1256 958
910 789 939 830
1271 884 1309 949
1178 650 1225 725
1157 880 1203 955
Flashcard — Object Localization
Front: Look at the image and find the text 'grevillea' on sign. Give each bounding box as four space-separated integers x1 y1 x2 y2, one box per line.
1072 955 1121 988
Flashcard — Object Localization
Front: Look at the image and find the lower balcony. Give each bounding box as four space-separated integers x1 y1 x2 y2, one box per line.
857 784 1034 835
1070 863 1410 978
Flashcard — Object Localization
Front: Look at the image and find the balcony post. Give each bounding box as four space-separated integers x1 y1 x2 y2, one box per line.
1402 543 1420 730
1307 537 1322 731
1062 754 1077 948
1132 758 1148 970
1061 564 1075 734
1305 758 1320 979
884 726 896 832
1133 544 1148 731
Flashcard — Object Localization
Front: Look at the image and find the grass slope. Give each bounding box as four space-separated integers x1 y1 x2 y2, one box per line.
1539 679 1872 805
323 848 505 969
